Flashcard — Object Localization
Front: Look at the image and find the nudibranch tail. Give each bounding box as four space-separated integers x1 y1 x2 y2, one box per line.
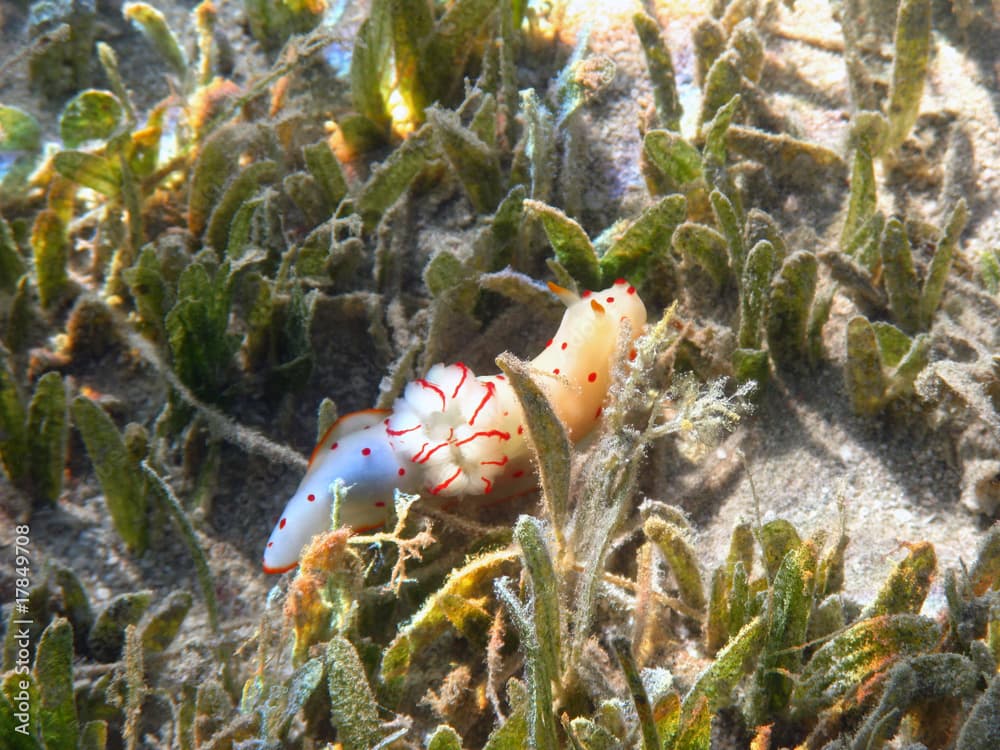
262 410 415 574
263 279 647 573
307 409 389 468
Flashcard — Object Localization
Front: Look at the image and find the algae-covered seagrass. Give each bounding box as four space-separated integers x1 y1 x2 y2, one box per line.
1 0 1000 747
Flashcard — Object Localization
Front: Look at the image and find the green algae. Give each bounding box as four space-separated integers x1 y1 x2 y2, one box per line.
0 0 996 747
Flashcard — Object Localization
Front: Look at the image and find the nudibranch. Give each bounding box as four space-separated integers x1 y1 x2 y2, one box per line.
262 279 647 573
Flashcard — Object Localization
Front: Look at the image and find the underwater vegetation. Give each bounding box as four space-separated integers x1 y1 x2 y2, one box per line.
1 0 1000 747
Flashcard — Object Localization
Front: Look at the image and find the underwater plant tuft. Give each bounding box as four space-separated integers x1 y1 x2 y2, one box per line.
0 0 997 747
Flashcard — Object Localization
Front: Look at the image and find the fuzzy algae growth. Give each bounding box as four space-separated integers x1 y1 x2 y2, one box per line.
0 0 1000 747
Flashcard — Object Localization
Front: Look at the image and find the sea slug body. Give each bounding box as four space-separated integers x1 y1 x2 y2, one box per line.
262 279 647 573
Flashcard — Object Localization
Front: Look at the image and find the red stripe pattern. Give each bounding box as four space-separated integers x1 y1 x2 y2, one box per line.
387 363 524 496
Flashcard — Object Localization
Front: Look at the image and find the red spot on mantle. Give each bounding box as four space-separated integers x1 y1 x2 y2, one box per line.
307 494 316 502
362 447 372 456
588 372 597 382
279 518 287 529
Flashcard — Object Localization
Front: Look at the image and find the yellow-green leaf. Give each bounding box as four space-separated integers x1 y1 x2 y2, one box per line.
790 614 940 719
123 2 187 79
31 209 70 309
72 397 148 553
59 90 123 148
34 618 78 750
524 200 600 290
327 636 381 750
0 106 42 152
26 372 67 505
52 151 120 197
863 542 936 617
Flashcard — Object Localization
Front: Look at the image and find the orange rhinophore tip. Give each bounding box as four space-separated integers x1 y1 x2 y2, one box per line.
590 299 606 314
547 281 580 306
